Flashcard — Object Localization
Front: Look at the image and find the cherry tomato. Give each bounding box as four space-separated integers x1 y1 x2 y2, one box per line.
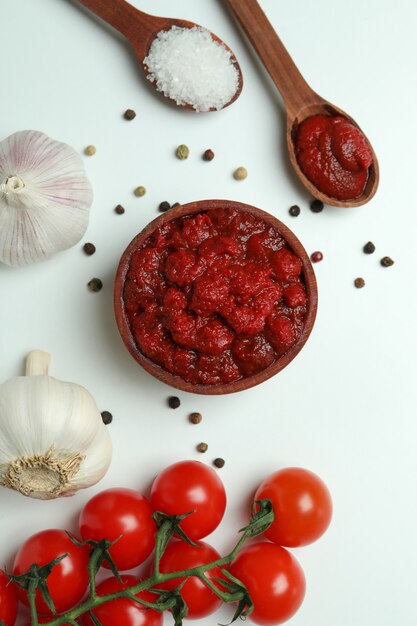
81 575 163 626
0 570 18 626
155 539 223 619
13 529 89 615
255 467 332 547
79 488 156 571
150 461 226 540
229 542 305 625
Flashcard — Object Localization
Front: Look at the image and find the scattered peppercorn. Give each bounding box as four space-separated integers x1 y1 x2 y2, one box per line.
168 396 181 409
197 442 208 453
176 144 190 160
380 256 394 267
354 277 365 288
115 204 125 215
233 166 248 181
363 241 375 254
189 412 202 424
83 242 96 256
213 458 225 468
311 251 323 263
203 149 215 161
289 205 300 217
310 199 324 213
84 145 96 156
124 109 136 120
172 202 181 209
87 277 103 292
101 411 113 425
159 201 171 212
134 186 146 197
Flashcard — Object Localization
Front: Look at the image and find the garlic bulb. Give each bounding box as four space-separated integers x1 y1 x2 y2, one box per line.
0 130 93 267
0 351 112 500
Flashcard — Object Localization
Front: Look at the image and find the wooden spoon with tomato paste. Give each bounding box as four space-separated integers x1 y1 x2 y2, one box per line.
224 0 379 207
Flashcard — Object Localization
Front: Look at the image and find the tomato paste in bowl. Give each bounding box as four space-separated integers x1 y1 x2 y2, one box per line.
114 200 318 394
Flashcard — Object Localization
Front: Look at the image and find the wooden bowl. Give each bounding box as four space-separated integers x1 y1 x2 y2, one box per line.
114 199 318 395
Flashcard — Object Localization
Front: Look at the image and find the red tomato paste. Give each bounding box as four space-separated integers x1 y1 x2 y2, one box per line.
123 208 308 385
295 115 373 200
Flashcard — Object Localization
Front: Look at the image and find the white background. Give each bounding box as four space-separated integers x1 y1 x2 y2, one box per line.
1 0 417 625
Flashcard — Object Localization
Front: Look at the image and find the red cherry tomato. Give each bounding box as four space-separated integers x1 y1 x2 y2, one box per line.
79 488 156 571
255 467 332 547
229 542 305 625
150 461 226 540
0 570 18 626
80 575 163 626
155 540 223 619
13 529 89 615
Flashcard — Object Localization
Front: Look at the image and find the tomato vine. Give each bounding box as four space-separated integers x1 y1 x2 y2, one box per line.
8 500 274 626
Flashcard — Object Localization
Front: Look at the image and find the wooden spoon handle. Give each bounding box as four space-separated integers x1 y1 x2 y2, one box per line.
77 0 150 42
224 0 321 117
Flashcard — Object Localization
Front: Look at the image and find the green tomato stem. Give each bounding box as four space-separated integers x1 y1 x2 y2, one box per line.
87 548 102 598
43 538 248 624
27 500 273 626
28 578 39 626
195 573 234 602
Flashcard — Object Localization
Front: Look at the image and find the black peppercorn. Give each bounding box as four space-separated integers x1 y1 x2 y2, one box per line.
158 201 171 212
380 256 394 267
189 412 202 424
101 411 113 425
124 109 136 120
203 149 215 161
87 278 103 292
171 202 181 209
363 241 375 254
310 199 324 213
83 242 96 256
354 277 365 289
289 205 300 217
168 396 181 409
197 442 208 453
213 458 225 468
115 204 125 215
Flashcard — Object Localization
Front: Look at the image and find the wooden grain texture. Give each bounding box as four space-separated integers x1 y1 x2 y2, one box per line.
223 0 379 208
76 0 242 111
114 200 318 396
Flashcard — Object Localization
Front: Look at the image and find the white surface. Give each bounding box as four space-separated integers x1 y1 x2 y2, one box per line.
1 0 417 625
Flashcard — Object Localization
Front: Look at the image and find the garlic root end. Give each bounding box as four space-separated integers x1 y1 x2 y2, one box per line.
1 446 85 499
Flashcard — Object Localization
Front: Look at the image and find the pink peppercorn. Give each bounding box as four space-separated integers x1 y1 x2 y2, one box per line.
311 251 323 263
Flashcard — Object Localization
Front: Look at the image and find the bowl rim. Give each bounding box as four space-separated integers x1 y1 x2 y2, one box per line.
114 199 318 395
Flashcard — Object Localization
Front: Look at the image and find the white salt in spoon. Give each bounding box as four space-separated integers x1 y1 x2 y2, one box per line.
76 0 243 111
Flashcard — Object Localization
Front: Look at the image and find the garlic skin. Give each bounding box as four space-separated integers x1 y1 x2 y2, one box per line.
0 351 112 500
0 130 93 267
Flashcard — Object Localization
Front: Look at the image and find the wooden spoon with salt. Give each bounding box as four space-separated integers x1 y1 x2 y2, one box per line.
224 0 379 207
75 0 243 111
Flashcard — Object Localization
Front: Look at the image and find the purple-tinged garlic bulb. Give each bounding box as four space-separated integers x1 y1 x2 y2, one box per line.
0 130 93 266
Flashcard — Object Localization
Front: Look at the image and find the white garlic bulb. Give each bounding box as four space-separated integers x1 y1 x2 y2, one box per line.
0 130 93 267
0 351 112 500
